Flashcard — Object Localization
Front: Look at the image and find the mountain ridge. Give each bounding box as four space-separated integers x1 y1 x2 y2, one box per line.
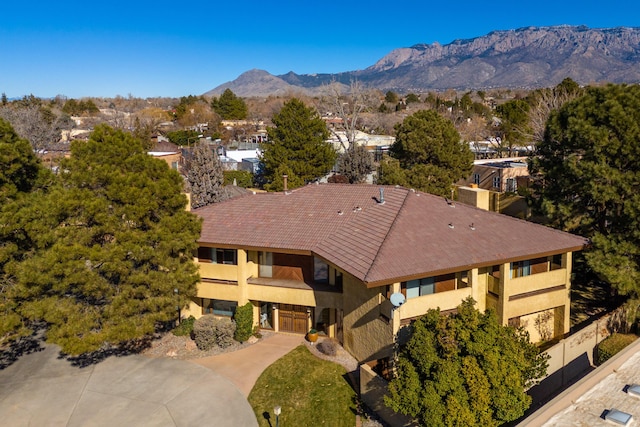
204 25 640 97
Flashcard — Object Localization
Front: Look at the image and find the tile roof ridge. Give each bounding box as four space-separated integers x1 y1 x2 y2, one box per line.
362 186 411 283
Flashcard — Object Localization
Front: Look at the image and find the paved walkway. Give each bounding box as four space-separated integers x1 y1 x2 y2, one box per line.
191 333 305 397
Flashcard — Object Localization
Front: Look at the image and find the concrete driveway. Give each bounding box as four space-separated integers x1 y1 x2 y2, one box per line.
0 344 257 427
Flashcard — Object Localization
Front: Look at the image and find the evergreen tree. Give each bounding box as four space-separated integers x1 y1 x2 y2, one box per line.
0 119 51 344
384 110 473 197
496 99 531 156
385 298 548 427
531 84 640 301
0 124 201 354
337 144 373 184
261 98 335 191
385 91 398 103
211 89 248 120
185 141 227 208
0 119 43 201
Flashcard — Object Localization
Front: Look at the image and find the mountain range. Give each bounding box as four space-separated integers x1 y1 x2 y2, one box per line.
205 25 640 97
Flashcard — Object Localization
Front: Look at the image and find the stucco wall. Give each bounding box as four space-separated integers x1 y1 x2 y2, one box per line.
342 275 394 363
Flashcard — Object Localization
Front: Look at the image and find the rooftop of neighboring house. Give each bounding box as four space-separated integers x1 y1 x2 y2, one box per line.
193 184 587 287
524 339 640 427
149 139 180 154
473 157 528 168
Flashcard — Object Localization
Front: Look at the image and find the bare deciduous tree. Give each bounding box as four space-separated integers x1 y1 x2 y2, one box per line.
0 105 73 152
318 80 377 152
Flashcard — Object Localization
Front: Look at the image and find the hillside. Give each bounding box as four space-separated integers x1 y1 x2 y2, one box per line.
205 25 640 96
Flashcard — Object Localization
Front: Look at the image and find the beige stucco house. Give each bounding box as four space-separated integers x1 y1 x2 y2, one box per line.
186 184 587 364
459 157 531 193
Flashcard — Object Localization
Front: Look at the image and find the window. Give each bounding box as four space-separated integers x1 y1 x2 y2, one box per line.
202 298 237 316
259 251 273 277
216 248 236 265
314 257 328 283
473 173 480 185
510 260 531 278
197 247 237 264
550 253 563 270
492 176 501 190
506 178 517 192
405 277 435 299
171 161 179 170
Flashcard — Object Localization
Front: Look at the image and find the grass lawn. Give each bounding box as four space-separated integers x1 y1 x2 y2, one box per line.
248 345 357 427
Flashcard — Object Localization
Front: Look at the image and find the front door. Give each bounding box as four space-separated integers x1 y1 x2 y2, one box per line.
278 304 308 334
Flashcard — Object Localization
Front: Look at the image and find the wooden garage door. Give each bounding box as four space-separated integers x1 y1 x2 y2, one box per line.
279 304 308 334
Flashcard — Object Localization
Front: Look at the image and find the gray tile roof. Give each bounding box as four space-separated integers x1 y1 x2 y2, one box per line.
194 184 587 286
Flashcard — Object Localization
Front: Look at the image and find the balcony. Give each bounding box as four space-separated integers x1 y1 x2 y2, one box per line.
508 269 568 298
400 287 472 320
197 262 238 282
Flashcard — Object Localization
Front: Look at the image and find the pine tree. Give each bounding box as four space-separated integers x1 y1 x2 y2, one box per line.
211 89 247 120
337 144 373 184
531 83 640 301
185 141 227 208
261 98 335 191
0 118 44 201
1 124 201 354
383 110 473 196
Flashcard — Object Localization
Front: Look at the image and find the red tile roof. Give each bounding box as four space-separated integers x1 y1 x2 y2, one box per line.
194 184 587 286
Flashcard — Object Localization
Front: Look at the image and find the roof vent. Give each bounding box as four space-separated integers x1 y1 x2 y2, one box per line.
448 223 454 229
469 223 475 230
378 188 385 205
604 409 633 426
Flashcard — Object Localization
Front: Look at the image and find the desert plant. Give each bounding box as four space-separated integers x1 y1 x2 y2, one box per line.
172 315 196 337
596 333 638 365
318 338 338 357
193 315 236 350
234 302 254 342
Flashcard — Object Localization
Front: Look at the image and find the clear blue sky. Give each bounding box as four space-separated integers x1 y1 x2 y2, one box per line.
1 0 637 99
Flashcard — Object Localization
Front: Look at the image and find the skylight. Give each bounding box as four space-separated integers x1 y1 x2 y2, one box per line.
605 409 633 426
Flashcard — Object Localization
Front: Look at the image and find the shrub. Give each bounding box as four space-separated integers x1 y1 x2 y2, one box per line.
234 302 254 343
318 338 338 357
223 170 253 188
172 315 196 337
596 333 638 365
193 315 236 351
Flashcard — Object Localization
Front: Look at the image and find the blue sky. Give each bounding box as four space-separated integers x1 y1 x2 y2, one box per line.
1 0 638 99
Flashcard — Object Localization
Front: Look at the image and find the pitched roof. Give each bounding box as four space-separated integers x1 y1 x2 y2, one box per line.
194 184 587 286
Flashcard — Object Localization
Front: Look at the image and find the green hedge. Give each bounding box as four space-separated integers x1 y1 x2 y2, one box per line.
223 170 253 188
234 302 254 343
596 333 637 365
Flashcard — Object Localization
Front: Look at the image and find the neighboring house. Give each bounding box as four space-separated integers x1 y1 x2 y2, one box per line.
186 184 587 365
326 130 395 153
148 139 181 171
459 157 531 193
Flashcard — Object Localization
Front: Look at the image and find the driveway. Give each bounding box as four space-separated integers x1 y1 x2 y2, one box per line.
0 344 257 427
